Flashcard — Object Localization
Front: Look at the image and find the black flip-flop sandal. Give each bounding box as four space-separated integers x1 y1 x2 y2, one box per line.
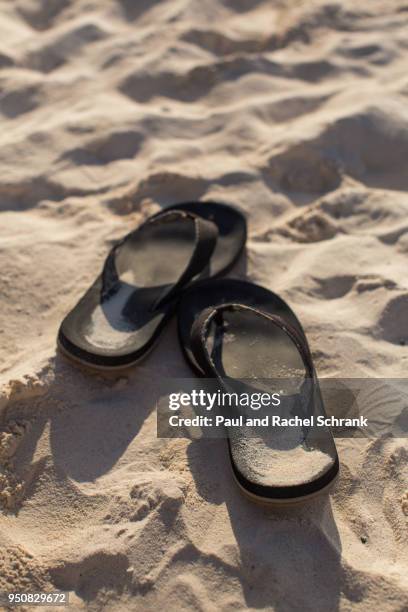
180 284 339 504
58 202 246 370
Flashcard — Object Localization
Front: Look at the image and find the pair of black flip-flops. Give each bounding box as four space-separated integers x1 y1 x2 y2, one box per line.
58 201 339 504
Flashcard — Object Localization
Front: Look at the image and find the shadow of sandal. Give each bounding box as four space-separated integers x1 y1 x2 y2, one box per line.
186 437 343 612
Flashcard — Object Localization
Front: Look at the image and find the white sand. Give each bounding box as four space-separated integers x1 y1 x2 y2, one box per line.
0 0 407 609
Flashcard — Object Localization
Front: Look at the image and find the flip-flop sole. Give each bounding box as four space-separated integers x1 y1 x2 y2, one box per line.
228 440 340 505
231 463 339 506
57 323 162 371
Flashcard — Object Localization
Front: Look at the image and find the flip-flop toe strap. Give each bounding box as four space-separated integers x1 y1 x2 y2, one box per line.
190 303 314 379
149 212 218 311
100 209 218 306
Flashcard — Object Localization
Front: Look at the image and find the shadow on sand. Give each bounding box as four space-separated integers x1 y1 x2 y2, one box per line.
186 437 343 612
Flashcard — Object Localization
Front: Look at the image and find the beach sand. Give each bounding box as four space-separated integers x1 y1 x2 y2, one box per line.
0 0 407 609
